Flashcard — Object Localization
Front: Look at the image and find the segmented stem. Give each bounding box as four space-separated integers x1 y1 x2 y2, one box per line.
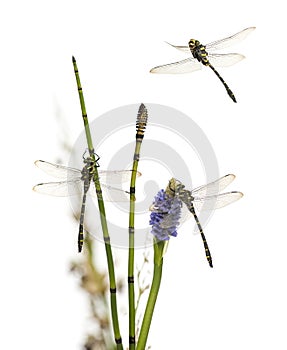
137 240 165 350
128 104 148 349
72 56 123 350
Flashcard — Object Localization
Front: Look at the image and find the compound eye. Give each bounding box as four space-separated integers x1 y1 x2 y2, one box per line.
189 39 195 47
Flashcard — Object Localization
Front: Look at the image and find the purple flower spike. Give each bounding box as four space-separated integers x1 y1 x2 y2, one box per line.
150 189 182 241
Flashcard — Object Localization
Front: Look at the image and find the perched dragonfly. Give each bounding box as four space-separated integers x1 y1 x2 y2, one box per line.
33 155 141 252
150 27 255 102
150 174 243 267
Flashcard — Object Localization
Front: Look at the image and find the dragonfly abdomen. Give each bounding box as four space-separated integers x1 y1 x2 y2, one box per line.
189 39 236 103
188 203 213 268
78 225 84 252
78 176 91 253
177 187 213 267
208 64 237 103
78 191 88 252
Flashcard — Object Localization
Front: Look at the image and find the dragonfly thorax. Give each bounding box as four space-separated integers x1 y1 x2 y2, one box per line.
188 39 209 65
81 156 99 181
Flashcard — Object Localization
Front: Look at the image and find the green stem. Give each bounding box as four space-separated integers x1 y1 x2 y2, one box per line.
128 104 148 349
85 235 115 349
136 241 165 350
72 56 123 350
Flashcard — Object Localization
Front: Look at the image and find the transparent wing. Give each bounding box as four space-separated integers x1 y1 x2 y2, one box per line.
35 160 141 184
151 191 243 228
193 191 243 211
191 174 236 198
33 179 133 202
88 183 131 202
165 41 190 53
150 53 244 74
208 53 245 67
151 205 192 229
34 160 81 180
33 180 82 196
165 27 255 53
150 58 201 74
206 27 256 52
160 215 178 229
92 170 142 201
98 170 141 184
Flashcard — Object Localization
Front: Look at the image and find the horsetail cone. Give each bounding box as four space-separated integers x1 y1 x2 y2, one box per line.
136 103 148 138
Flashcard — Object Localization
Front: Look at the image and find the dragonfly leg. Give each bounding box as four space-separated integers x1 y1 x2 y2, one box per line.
82 149 101 166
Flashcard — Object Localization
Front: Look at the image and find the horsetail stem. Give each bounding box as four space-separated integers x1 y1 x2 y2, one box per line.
128 104 148 349
72 56 123 350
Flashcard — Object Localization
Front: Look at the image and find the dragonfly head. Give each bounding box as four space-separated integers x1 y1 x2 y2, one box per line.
189 39 198 50
166 178 182 196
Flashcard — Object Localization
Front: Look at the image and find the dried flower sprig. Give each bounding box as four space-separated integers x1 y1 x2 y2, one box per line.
70 233 115 350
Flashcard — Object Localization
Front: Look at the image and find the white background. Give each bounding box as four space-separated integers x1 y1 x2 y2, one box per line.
1 0 287 349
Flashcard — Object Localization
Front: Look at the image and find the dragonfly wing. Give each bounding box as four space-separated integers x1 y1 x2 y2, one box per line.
165 41 190 53
98 170 141 184
208 53 245 67
150 206 183 229
34 179 131 201
193 191 243 211
34 160 81 180
150 57 202 74
156 203 193 228
88 182 131 202
206 27 256 52
159 214 178 229
33 180 82 197
191 174 236 198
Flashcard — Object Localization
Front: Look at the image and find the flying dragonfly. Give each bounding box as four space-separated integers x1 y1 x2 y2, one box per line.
33 155 141 252
150 174 243 267
150 27 255 102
